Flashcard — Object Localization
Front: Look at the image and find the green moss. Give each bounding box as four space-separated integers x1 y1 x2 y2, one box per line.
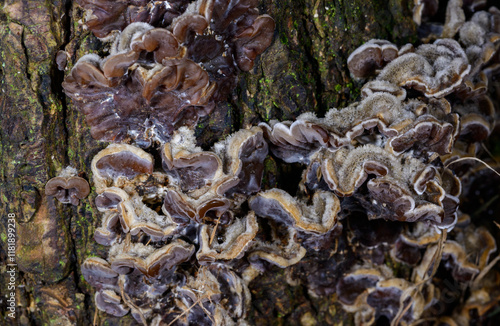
326 5 336 18
67 148 75 160
280 33 289 45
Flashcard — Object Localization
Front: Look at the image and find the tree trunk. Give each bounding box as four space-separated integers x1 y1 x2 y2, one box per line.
0 0 416 325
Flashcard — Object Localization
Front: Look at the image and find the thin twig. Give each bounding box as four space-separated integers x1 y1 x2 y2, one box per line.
209 214 223 246
198 301 216 325
167 297 202 326
124 232 132 252
396 300 413 326
472 255 500 289
331 238 339 256
93 304 98 326
119 277 148 326
430 230 447 279
410 317 438 326
393 231 447 326
445 157 500 177
481 143 499 164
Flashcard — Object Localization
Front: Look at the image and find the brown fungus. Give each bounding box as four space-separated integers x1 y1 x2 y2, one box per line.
365 278 425 325
386 97 460 155
91 143 154 192
95 289 130 317
391 222 441 266
452 225 497 272
162 127 224 193
219 126 269 196
167 265 252 325
391 238 423 266
233 14 275 71
307 145 459 229
162 188 233 226
376 38 471 98
74 3 500 324
249 189 340 235
413 0 439 25
454 95 495 143
116 195 179 241
442 0 466 38
63 23 216 146
247 224 307 270
68 0 275 146
81 257 119 290
173 267 224 324
441 241 481 282
413 2 500 100
454 7 500 99
161 126 268 198
197 211 258 263
318 145 423 195
260 119 330 163
95 187 129 212
109 239 194 277
45 175 90 206
75 0 193 39
261 89 459 162
207 265 251 320
347 39 399 78
338 265 425 325
90 146 181 244
93 211 121 246
336 265 392 310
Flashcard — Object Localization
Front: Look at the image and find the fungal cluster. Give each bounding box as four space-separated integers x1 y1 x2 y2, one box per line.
64 0 274 147
280 1 499 324
59 0 500 325
82 127 269 325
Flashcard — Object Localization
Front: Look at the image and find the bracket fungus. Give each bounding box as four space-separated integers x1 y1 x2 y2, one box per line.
109 239 194 277
66 0 275 147
347 39 399 79
91 143 155 192
197 212 258 263
45 167 90 205
261 84 460 163
336 263 432 325
247 226 307 270
74 0 193 39
82 126 274 324
249 189 340 235
376 39 471 98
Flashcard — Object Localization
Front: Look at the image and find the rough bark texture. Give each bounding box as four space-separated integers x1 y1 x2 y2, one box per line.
0 0 417 325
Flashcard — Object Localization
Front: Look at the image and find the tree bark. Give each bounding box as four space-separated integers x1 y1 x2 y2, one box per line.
0 0 416 325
